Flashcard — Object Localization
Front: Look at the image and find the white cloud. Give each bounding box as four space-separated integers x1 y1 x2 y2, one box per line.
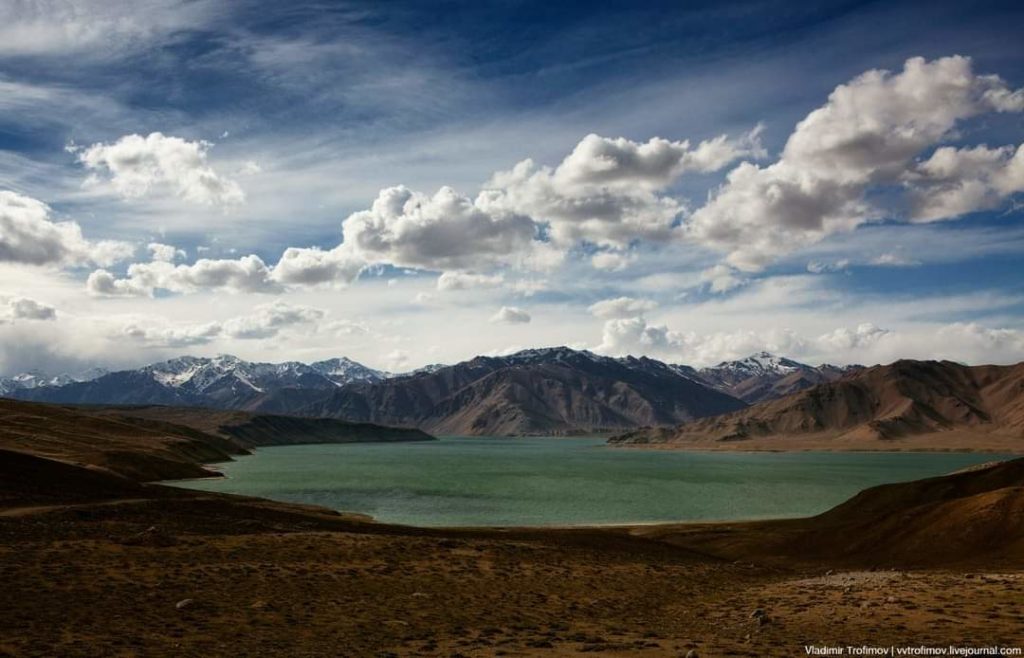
121 301 325 347
270 246 365 286
383 349 410 371
688 56 1024 271
816 323 891 352
869 253 921 267
79 132 245 206
147 242 184 263
0 0 217 57
87 255 281 297
123 321 223 348
905 144 1024 221
221 301 324 339
490 306 531 324
480 128 763 249
343 185 544 272
0 190 134 267
597 316 683 355
436 271 504 291
807 259 850 274
2 297 57 322
590 251 634 271
587 296 658 319
699 264 746 293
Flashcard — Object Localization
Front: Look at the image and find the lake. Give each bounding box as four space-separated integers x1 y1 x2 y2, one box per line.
171 437 1011 527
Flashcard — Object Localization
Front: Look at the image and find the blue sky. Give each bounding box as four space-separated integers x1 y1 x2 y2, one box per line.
0 0 1022 374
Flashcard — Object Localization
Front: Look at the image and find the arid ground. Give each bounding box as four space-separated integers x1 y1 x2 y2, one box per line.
1 399 1023 657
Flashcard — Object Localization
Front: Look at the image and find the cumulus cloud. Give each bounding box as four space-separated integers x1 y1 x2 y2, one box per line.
490 306 531 324
79 132 244 206
221 301 324 339
1 297 57 322
905 144 1024 221
147 242 185 262
121 301 325 347
123 321 223 348
816 323 891 352
587 296 658 319
0 190 134 267
688 56 1024 271
436 271 504 291
87 255 281 297
481 128 763 249
343 185 544 272
271 246 365 286
597 316 683 355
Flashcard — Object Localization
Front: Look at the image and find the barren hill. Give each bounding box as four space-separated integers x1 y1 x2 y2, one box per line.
611 360 1024 450
0 399 432 483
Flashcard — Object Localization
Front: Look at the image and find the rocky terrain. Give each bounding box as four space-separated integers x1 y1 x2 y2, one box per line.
1 401 1022 657
612 359 1024 451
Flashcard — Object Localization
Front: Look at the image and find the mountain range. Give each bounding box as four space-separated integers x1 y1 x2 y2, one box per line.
611 359 1024 447
3 348 863 435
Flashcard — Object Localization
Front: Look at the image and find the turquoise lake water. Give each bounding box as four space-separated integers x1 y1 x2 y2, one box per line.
171 437 1012 527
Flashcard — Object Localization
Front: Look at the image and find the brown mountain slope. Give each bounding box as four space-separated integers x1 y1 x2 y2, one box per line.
0 399 433 482
611 360 1024 449
79 405 434 446
643 457 1024 567
290 348 747 435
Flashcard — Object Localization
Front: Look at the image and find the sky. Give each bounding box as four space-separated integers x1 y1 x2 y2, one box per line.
1 0 1023 375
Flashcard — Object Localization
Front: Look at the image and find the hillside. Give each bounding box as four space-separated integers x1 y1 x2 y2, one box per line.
611 359 1024 450
0 399 432 482
640 456 1024 567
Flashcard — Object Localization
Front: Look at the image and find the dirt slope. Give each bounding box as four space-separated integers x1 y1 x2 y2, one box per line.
0 399 432 482
612 360 1024 449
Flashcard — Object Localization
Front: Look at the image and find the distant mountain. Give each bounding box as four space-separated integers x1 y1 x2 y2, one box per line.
283 347 747 435
611 360 1024 447
0 367 108 396
693 351 861 403
11 354 386 409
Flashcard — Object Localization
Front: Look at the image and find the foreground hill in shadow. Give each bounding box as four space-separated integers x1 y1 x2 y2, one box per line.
612 359 1024 451
0 399 432 482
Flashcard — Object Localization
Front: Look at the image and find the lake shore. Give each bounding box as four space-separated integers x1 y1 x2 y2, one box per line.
608 428 1024 454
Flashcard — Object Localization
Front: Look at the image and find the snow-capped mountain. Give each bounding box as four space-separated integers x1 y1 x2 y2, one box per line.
7 348 748 433
5 348 858 430
7 355 387 409
310 357 388 385
0 368 108 396
695 352 861 403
